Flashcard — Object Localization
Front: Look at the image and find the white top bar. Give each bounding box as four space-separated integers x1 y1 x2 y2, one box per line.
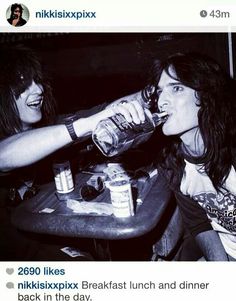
1 0 236 32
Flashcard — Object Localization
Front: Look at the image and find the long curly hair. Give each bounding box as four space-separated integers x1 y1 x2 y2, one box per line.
143 52 236 190
0 45 57 139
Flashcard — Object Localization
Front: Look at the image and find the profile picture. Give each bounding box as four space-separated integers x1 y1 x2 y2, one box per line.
6 3 30 27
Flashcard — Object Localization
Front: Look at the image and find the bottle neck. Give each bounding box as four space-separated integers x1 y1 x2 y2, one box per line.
152 112 166 127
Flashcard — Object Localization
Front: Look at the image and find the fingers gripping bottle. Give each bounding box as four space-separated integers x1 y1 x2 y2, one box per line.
92 109 167 157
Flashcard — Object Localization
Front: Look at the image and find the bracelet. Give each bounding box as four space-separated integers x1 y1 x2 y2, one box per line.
65 120 78 141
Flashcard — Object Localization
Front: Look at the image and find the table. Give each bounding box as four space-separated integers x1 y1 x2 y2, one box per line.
11 170 173 259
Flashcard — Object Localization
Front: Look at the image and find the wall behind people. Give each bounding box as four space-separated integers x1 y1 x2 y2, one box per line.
42 33 232 114
0 33 232 115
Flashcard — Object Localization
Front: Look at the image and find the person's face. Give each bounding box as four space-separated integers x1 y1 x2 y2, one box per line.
15 81 44 130
13 7 21 18
157 67 200 143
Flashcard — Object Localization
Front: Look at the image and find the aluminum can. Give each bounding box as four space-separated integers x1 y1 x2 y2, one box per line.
53 161 74 194
108 179 134 218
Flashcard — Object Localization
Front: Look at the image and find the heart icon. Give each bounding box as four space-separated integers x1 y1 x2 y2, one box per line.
6 268 14 275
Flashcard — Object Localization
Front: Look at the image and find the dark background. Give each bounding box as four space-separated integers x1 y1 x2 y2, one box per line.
0 33 234 114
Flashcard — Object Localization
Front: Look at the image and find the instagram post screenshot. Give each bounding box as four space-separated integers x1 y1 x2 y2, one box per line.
1 0 236 300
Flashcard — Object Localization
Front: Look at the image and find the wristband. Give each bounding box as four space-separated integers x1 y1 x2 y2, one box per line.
65 120 78 141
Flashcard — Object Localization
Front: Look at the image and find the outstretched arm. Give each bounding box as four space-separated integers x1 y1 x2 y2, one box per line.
0 92 145 172
0 118 88 172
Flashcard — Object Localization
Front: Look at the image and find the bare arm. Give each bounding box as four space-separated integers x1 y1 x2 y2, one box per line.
0 118 89 172
0 92 146 172
195 230 229 261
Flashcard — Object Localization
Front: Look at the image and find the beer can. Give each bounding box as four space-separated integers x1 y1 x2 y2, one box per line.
53 161 74 194
108 179 134 218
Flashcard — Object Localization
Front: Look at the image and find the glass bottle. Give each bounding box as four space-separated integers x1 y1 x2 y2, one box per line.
92 110 167 157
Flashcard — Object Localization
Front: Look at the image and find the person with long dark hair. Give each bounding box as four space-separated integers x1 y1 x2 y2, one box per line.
7 3 27 27
0 46 144 173
142 52 236 261
0 45 145 260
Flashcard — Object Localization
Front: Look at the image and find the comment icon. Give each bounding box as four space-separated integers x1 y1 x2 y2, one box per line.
6 282 14 289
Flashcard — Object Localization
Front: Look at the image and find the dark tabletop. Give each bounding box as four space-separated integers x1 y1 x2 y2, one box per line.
11 171 171 240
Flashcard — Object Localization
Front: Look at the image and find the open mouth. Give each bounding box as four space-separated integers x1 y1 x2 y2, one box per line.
27 99 42 108
158 111 169 123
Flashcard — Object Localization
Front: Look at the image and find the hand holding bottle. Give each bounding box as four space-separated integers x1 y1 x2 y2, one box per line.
109 99 146 125
92 103 168 157
85 94 147 133
105 90 148 123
